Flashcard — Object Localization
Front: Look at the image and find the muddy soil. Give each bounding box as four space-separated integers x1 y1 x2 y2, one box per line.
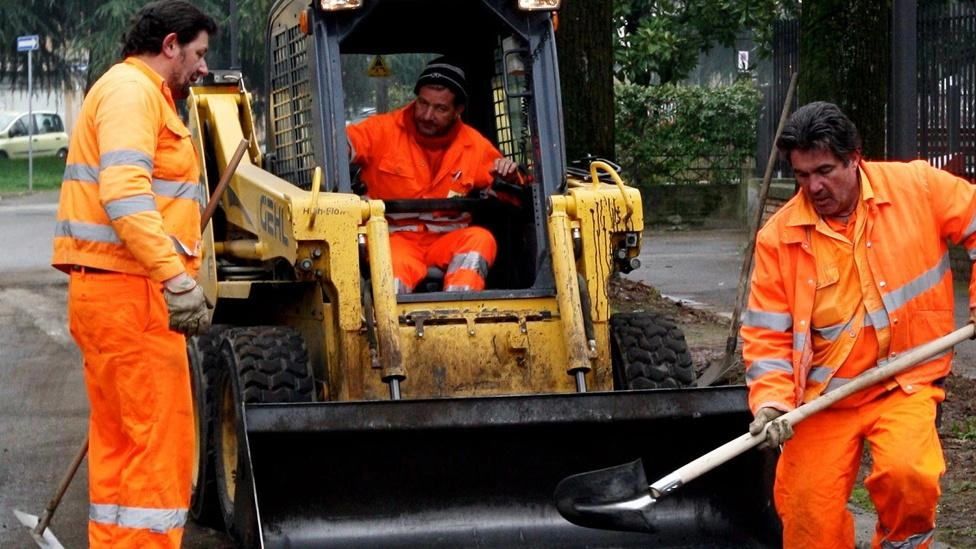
611 276 976 548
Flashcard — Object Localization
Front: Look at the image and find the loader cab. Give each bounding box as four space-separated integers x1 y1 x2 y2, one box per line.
265 0 566 296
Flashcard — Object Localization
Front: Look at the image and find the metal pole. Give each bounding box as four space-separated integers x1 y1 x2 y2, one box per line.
27 48 34 192
889 0 918 160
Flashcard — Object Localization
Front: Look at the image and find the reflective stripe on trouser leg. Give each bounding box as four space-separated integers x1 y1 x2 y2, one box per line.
68 271 193 549
866 385 943 549
426 227 497 291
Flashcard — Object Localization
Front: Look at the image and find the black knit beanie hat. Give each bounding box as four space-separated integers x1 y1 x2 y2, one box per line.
413 56 468 105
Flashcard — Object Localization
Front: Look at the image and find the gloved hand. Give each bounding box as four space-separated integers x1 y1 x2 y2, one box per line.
163 274 212 337
748 407 794 450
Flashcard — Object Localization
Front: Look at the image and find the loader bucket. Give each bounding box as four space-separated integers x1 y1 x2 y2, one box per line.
238 386 782 548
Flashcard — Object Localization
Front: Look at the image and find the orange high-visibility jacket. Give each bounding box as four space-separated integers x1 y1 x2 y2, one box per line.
346 102 502 232
52 57 203 281
741 160 976 413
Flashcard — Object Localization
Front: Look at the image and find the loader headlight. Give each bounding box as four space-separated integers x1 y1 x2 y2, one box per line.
319 0 362 10
518 0 561 10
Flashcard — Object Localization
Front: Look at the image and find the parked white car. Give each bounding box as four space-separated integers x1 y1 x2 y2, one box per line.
0 111 70 160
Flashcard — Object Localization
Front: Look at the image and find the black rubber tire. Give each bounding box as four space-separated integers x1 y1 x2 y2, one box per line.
213 326 314 545
57 148 68 160
610 311 695 389
186 324 228 527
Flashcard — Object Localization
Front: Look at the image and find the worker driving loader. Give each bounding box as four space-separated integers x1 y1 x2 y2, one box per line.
179 0 781 547
346 55 523 294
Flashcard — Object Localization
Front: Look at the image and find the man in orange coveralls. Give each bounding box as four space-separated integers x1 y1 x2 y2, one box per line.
51 1 216 547
741 101 976 549
346 56 520 293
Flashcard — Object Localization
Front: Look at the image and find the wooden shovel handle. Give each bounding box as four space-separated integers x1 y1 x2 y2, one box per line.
650 324 975 498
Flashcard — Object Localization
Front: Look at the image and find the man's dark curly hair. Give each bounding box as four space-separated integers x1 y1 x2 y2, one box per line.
121 0 218 58
776 101 862 165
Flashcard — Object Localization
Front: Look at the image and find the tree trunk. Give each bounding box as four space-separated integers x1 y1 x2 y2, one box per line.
798 0 890 160
555 1 616 162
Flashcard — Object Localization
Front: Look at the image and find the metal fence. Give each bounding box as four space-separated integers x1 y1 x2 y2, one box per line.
756 19 799 180
917 1 976 180
762 2 975 181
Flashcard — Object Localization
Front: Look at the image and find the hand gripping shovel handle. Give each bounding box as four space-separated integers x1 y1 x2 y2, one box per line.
650 323 975 498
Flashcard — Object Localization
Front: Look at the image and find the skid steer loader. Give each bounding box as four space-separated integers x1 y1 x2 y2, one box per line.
183 0 782 547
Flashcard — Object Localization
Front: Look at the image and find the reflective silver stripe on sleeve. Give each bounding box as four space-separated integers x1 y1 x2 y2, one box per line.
170 236 197 257
812 321 847 342
865 306 890 330
104 194 157 220
63 163 99 183
882 253 949 313
807 365 832 384
101 149 153 172
57 220 195 257
745 358 793 383
152 178 199 200
55 220 121 244
968 247 976 261
962 212 976 241
447 251 489 279
825 374 856 393
793 330 807 352
742 309 792 332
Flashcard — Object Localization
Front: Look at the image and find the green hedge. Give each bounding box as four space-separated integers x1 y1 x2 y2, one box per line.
615 80 762 191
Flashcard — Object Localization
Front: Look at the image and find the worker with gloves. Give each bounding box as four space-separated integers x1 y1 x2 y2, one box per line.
346 56 521 293
741 101 976 549
51 1 217 547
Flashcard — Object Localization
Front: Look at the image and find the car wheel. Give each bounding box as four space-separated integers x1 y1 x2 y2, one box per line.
57 148 68 161
0 151 8 160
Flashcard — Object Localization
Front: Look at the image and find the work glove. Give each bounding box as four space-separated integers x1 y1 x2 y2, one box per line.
163 274 212 337
748 407 794 450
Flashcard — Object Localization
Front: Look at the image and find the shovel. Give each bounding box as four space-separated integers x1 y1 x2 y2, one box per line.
13 435 88 549
555 323 975 532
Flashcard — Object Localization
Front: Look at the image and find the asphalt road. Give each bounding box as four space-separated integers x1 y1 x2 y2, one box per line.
0 191 232 548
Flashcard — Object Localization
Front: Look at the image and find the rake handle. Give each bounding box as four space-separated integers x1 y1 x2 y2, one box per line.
650 324 975 498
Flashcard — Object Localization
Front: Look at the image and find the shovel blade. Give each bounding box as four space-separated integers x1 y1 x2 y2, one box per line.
554 459 659 533
12 509 66 549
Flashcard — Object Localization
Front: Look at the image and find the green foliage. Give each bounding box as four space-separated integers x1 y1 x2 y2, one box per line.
613 0 798 85
948 417 976 441
1 1 271 95
614 79 761 191
798 0 889 159
0 157 65 195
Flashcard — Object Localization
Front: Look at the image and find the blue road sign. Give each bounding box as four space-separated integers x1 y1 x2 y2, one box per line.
17 35 39 52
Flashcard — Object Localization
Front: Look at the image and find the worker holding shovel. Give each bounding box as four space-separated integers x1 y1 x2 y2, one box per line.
741 101 976 549
47 2 218 548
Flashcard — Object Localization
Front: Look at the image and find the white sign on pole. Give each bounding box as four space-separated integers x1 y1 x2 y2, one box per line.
17 35 39 52
18 34 39 190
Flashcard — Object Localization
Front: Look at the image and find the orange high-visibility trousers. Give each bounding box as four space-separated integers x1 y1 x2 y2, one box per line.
67 270 193 549
390 227 497 292
774 385 945 549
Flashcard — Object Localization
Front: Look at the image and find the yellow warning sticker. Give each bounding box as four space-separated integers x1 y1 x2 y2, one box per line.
367 55 391 77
